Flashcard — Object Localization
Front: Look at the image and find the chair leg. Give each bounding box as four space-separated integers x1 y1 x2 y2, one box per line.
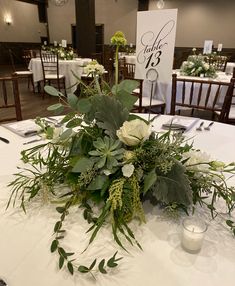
30 75 35 93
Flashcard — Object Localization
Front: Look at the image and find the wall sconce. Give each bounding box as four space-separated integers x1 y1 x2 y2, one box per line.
157 0 165 9
4 15 12 25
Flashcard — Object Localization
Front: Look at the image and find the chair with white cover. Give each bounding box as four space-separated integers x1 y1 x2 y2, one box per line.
9 49 35 93
40 50 66 98
123 63 165 113
0 75 22 122
170 73 235 123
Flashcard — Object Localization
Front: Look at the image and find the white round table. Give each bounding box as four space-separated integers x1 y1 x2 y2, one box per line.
0 115 234 286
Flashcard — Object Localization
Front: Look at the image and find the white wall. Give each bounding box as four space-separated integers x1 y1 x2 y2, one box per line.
149 0 235 48
0 0 46 42
95 0 138 45
47 0 76 44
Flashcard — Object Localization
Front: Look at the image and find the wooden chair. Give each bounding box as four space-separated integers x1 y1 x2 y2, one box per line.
91 52 103 65
123 62 166 114
170 73 235 122
40 50 66 98
224 68 235 124
0 75 22 122
205 55 228 72
9 49 35 93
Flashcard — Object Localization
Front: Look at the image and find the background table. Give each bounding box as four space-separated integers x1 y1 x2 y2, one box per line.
29 58 92 93
0 115 235 286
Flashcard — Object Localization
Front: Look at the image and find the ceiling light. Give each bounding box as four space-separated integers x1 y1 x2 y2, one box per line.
157 0 165 9
50 0 69 6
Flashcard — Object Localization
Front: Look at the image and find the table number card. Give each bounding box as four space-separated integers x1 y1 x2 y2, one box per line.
135 9 177 83
61 39 67 48
203 40 213 54
217 43 223 52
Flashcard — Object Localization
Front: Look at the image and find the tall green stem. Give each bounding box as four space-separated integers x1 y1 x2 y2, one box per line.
115 45 119 88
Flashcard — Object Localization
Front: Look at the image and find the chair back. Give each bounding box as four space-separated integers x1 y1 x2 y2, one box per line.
170 73 235 122
0 75 22 122
91 52 103 65
205 56 228 72
40 50 60 80
124 63 135 78
22 49 37 67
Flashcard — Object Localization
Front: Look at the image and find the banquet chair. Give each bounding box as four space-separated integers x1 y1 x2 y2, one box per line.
205 56 228 72
0 75 22 122
9 49 35 93
223 68 235 124
170 73 235 122
123 63 166 113
40 50 66 98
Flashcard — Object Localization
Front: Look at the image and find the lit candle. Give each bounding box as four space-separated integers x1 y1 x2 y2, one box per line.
61 39 67 48
217 43 223 52
181 218 207 253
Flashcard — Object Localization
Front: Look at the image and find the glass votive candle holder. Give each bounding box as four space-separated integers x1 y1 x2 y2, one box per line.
181 217 208 254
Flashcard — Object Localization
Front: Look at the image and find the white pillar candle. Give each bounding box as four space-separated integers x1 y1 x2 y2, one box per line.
54 41 57 47
43 41 47 45
61 39 67 48
130 43 133 48
181 218 207 253
217 43 223 52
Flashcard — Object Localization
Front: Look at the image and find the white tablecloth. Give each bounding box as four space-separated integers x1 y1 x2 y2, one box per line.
0 115 235 286
225 62 235 75
28 58 92 93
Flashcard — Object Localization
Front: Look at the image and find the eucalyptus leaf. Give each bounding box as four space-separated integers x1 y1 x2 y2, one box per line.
44 85 61 97
47 103 64 112
98 259 107 274
67 94 79 110
77 98 92 113
60 128 73 141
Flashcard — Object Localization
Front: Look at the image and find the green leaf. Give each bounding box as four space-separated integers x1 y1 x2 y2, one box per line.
94 95 129 138
59 256 64 269
98 259 107 274
60 128 73 141
116 91 138 110
54 221 62 232
67 262 74 275
56 207 65 213
87 175 109 190
58 247 67 258
67 94 79 110
89 259 97 270
72 157 94 173
44 85 61 96
66 118 82 128
78 265 90 273
50 239 58 253
47 103 64 111
112 79 139 95
153 160 192 206
77 98 92 113
143 169 157 194
61 112 77 124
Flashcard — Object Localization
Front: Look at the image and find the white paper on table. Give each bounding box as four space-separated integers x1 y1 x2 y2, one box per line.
2 119 40 137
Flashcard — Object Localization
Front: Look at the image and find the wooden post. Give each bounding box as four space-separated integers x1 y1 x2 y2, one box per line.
75 0 96 58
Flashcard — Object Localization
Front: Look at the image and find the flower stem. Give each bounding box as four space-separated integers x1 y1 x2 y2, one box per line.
115 45 119 89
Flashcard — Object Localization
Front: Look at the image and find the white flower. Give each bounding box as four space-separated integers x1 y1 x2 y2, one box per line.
122 164 134 178
182 150 211 172
117 119 151 146
51 127 63 143
204 63 209 70
84 60 105 75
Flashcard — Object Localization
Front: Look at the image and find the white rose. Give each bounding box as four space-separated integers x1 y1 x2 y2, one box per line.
182 150 211 172
117 119 151 146
122 163 135 178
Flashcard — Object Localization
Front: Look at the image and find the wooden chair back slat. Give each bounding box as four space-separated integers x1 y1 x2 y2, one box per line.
204 83 212 107
197 83 203 106
0 75 22 122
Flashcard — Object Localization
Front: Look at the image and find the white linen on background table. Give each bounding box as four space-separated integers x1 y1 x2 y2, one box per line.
0 114 235 286
28 58 92 93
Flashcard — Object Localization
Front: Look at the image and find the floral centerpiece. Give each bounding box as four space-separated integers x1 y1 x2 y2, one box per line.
42 44 74 60
8 33 235 278
180 48 217 78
